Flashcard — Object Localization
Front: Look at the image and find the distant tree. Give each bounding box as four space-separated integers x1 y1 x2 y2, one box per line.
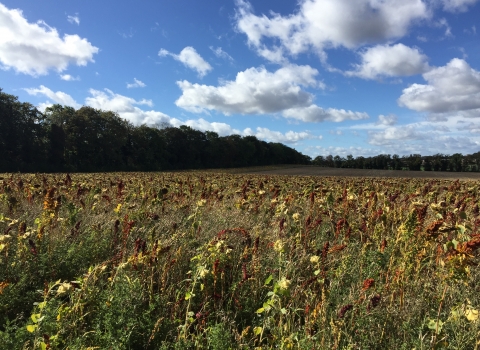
345 154 354 168
392 154 402 170
355 156 365 169
405 154 422 171
333 155 344 168
423 158 432 171
313 155 325 167
449 153 463 172
325 155 334 167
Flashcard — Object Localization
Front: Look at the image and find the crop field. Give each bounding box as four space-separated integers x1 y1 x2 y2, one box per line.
241 165 480 180
1 171 480 349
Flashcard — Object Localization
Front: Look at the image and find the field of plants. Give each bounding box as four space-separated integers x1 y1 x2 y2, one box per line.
1 171 480 349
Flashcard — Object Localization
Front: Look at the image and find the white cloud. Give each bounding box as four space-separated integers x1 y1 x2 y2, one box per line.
170 118 241 136
282 105 369 123
0 3 98 76
60 74 80 81
345 43 430 79
398 58 480 114
126 78 146 88
306 145 379 158
243 127 317 143
368 125 423 145
175 64 318 114
170 119 315 143
209 46 234 61
159 46 212 77
376 114 398 126
24 85 81 109
235 0 429 62
435 18 453 37
85 89 170 125
20 85 334 145
440 0 478 12
67 15 80 25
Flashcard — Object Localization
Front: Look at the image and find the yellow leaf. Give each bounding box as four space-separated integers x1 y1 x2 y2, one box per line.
31 313 41 323
26 324 37 332
465 309 479 322
253 326 262 336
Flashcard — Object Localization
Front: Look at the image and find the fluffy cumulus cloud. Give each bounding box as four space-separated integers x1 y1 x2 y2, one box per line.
346 43 430 79
176 65 318 114
85 89 172 125
440 0 478 12
282 105 369 123
170 118 240 136
24 85 81 110
172 119 315 143
0 3 98 76
159 46 212 77
127 78 146 88
25 85 316 143
306 145 379 158
368 125 424 145
398 58 480 114
243 127 316 143
235 0 429 62
376 114 398 126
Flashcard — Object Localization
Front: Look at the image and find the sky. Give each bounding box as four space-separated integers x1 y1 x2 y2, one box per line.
1 0 480 158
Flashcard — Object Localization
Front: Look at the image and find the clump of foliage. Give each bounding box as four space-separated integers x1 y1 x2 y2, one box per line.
1 172 480 348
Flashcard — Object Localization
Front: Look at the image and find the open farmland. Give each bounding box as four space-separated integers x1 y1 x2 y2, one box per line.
242 165 480 181
1 172 480 349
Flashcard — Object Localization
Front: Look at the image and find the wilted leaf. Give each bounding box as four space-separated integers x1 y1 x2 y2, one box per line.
465 309 479 322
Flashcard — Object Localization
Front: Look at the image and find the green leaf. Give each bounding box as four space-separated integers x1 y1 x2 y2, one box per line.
253 326 262 336
459 211 467 220
185 292 192 300
256 308 265 314
452 239 459 249
280 308 287 314
31 313 41 323
264 275 273 286
427 319 443 333
40 342 47 350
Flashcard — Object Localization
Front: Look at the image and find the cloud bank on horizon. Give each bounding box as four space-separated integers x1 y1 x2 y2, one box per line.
0 0 479 157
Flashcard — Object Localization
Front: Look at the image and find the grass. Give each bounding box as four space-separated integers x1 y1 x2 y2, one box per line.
0 171 480 349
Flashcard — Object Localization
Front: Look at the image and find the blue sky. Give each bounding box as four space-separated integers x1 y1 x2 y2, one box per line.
1 0 479 158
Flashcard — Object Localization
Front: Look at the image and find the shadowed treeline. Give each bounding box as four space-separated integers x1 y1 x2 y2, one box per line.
0 89 310 172
313 153 480 172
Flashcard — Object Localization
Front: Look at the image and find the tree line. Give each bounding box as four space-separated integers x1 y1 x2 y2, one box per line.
312 153 480 172
0 89 310 172
2 88 480 173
